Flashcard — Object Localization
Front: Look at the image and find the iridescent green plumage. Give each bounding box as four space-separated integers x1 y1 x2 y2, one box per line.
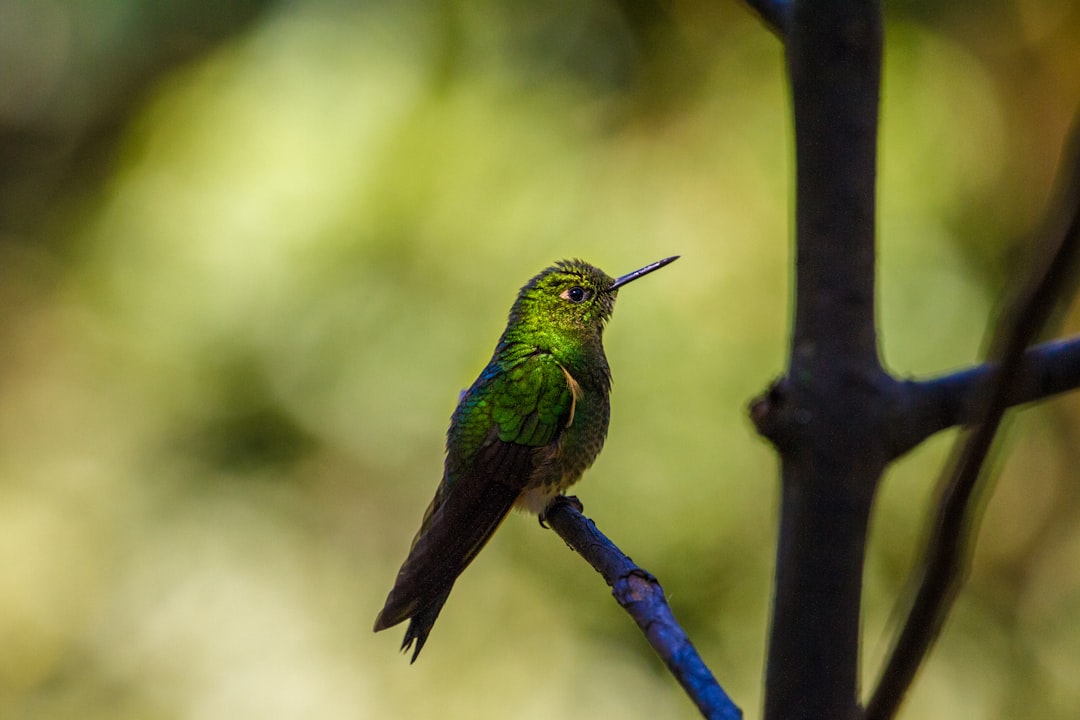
374 256 678 661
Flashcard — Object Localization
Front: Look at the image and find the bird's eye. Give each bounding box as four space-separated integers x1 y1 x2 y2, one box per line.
562 286 589 304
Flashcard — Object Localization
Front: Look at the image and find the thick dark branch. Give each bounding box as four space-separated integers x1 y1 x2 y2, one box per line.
762 1 885 719
544 496 742 720
867 108 1080 720
889 335 1080 458
788 0 882 368
741 0 790 37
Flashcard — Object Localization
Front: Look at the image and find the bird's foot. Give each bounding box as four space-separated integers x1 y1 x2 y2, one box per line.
538 495 584 528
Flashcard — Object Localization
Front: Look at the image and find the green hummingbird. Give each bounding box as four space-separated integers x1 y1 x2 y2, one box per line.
373 256 678 661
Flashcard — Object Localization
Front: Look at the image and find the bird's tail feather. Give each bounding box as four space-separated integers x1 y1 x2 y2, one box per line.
401 588 451 663
374 469 525 660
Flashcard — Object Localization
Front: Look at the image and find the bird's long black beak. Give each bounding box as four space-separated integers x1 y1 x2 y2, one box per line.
610 255 680 290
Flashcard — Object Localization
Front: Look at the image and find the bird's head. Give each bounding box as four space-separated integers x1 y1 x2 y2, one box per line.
502 256 678 352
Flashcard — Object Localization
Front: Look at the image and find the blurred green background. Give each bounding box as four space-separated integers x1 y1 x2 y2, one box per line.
2 1 1080 718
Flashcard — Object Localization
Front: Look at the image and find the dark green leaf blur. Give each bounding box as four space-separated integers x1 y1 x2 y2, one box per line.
2 1 1079 718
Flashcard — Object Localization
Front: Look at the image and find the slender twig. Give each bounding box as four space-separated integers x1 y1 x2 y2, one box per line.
888 335 1080 458
741 0 790 37
867 109 1080 720
544 496 742 720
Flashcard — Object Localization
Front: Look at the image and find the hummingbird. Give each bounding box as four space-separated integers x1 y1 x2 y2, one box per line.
373 255 679 661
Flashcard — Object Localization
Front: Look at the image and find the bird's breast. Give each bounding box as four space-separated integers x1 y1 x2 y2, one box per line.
520 379 610 509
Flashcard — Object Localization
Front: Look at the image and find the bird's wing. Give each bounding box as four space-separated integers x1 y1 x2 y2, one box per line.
374 353 575 642
484 352 579 448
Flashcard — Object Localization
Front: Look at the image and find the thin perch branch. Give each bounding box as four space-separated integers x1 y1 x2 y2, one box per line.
867 107 1080 720
544 496 742 720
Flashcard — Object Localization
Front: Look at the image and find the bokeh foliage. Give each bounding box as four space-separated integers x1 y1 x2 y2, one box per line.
2 1 1079 718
